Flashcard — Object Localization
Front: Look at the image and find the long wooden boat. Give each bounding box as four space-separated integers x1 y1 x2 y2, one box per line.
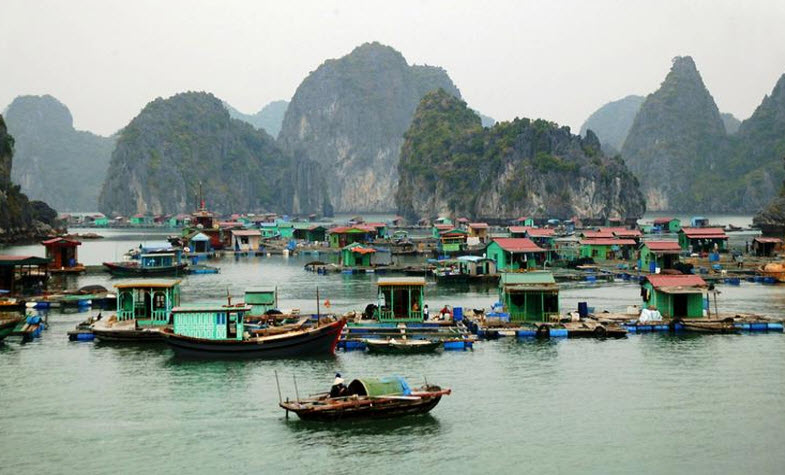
280 378 450 421
757 263 785 283
162 308 346 358
91 319 167 342
102 261 188 277
365 338 442 354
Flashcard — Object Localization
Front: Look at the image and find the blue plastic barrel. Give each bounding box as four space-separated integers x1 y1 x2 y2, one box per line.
578 302 588 318
453 307 463 321
649 262 656 273
768 322 783 332
516 329 537 338
549 328 568 338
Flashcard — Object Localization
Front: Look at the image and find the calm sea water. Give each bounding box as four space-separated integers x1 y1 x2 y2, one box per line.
2 228 784 474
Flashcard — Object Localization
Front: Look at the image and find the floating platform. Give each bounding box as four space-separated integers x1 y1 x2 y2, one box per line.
595 313 784 334
338 320 474 351
463 314 627 339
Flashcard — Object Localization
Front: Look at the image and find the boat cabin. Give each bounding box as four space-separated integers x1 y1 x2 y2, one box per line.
232 229 261 252
485 238 546 270
678 228 728 253
186 232 213 254
171 304 251 340
642 275 707 318
752 237 783 257
639 241 681 272
456 255 497 276
690 217 710 228
375 277 425 323
0 255 51 295
341 243 376 267
499 272 559 322
115 280 181 325
244 288 277 315
41 237 83 272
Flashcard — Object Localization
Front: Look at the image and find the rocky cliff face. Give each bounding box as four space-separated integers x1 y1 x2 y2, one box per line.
224 100 289 138
621 56 729 212
3 95 115 211
0 114 57 242
580 95 644 155
396 90 646 222
721 113 741 134
278 42 461 212
98 92 330 217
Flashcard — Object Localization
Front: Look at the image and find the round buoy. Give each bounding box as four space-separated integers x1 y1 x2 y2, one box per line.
593 325 607 337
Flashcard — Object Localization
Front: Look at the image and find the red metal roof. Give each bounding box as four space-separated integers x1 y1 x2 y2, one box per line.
646 274 707 288
515 217 530 222
526 228 555 237
580 239 637 246
581 230 615 239
508 226 527 234
457 217 469 223
754 237 783 244
434 224 453 230
41 237 81 246
469 223 489 229
492 238 545 253
329 226 373 234
643 241 681 252
601 227 642 237
653 217 676 225
231 229 261 236
347 246 376 254
681 227 727 239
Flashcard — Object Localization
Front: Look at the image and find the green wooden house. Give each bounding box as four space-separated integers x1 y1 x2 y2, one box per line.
277 222 295 239
328 226 373 248
653 217 681 233
515 217 535 227
130 214 153 227
374 277 425 323
341 243 376 267
678 228 728 253
115 280 181 326
485 238 546 270
92 215 109 227
244 288 277 315
642 274 707 318
293 224 327 242
437 228 468 254
434 217 452 226
579 239 637 261
499 272 559 322
171 304 251 340
259 223 280 238
639 241 681 271
432 224 453 238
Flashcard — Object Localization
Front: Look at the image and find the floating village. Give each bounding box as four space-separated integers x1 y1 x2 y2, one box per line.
2 203 785 419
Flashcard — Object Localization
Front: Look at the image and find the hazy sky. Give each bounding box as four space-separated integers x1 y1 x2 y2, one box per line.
3 0 785 136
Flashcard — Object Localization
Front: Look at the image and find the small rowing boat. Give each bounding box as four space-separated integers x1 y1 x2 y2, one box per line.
365 338 442 354
280 376 450 421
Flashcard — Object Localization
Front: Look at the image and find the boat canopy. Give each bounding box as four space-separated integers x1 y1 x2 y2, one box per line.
347 376 412 397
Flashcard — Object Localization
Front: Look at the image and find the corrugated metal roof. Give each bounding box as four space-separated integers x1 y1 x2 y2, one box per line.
0 255 51 266
580 239 637 246
492 238 545 253
500 272 556 285
642 241 681 252
231 229 261 237
41 237 81 246
681 227 727 238
469 222 489 229
377 277 426 286
754 237 783 244
646 274 707 288
114 279 181 289
653 217 677 224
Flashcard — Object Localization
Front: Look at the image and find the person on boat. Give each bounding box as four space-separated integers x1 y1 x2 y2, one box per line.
439 305 452 321
423 304 429 321
411 301 419 313
330 373 347 398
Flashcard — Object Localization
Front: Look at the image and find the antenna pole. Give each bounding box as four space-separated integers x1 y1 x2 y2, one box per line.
293 374 300 402
274 370 282 404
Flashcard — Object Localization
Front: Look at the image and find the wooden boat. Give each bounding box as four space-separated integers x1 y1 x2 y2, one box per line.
365 338 442 354
280 377 451 421
0 315 24 341
0 295 25 312
757 262 785 283
91 318 167 342
103 260 188 277
675 318 738 334
162 304 346 358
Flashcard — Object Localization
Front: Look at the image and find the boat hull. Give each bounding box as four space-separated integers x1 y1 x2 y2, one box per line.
92 327 166 342
163 319 345 358
365 340 441 354
0 317 23 341
102 262 187 277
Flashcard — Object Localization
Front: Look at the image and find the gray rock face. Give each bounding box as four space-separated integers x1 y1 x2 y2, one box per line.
580 95 644 155
4 95 115 211
721 113 741 134
396 90 645 222
224 100 289 138
278 42 461 213
98 92 330 217
621 56 729 211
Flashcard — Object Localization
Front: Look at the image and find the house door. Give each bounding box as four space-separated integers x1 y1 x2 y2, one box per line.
673 295 688 317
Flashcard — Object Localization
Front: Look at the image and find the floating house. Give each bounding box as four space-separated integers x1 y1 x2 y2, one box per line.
130 214 154 227
185 231 213 254
434 217 452 226
328 226 374 248
169 214 191 228
432 224 453 238
171 304 250 340
642 275 707 318
690 217 710 228
603 227 642 244
485 238 546 270
293 224 327 242
277 222 295 239
41 237 83 273
580 229 615 239
259 222 280 239
639 241 682 271
499 272 559 322
115 280 181 325
231 229 262 252
515 217 535 227
508 226 528 238
678 228 728 253
437 228 468 255
365 223 389 239
374 277 425 323
0 255 51 295
468 223 490 243
341 243 377 267
457 255 497 276
579 239 637 261
525 228 556 249
652 217 681 233
244 288 277 315
752 237 783 257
